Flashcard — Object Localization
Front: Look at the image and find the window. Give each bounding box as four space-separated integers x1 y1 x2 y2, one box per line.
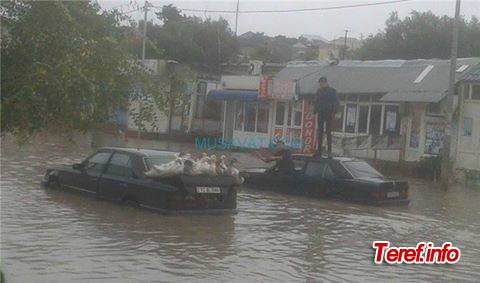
257 103 269 133
463 117 473 137
234 101 244 131
305 162 327 177
305 162 335 178
85 152 111 173
345 104 357 133
343 161 382 178
292 101 303 127
105 153 133 177
235 101 270 133
332 105 344 132
245 102 257 132
275 102 286 126
358 105 369 133
370 105 382 135
384 105 399 133
472 85 480 100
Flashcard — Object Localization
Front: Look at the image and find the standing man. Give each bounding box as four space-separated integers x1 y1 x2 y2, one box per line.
314 77 339 157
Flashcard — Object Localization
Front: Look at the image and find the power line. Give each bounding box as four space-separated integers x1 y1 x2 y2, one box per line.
151 0 412 14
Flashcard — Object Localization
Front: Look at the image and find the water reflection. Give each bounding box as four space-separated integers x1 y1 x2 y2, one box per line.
1 135 480 282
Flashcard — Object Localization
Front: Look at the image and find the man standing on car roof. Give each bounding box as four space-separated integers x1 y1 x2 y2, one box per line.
314 77 339 158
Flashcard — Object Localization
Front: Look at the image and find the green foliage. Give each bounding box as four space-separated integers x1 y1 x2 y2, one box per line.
127 5 239 73
128 63 194 133
1 1 144 139
356 11 480 60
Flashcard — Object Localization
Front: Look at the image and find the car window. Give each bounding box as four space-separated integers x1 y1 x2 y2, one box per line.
145 155 176 169
343 161 382 178
323 165 335 178
305 162 327 177
85 152 111 173
105 153 133 177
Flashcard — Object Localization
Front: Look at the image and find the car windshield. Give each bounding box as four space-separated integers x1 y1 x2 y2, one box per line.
343 161 383 178
144 155 176 169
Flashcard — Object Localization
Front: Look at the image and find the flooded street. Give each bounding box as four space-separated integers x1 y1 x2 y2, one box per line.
1 135 480 282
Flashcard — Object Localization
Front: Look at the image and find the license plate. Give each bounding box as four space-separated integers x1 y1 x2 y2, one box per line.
196 186 221 194
387 191 400 198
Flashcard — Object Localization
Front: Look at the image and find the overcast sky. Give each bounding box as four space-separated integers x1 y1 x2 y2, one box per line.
99 0 480 40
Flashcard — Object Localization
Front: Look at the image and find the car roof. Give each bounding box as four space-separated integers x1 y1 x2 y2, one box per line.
100 147 178 158
292 155 357 163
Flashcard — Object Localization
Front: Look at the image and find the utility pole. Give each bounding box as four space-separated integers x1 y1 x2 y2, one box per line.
142 1 149 60
342 29 348 60
441 0 461 187
234 0 240 36
138 1 149 140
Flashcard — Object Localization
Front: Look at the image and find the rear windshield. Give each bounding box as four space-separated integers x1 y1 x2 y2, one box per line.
342 161 383 178
144 155 176 169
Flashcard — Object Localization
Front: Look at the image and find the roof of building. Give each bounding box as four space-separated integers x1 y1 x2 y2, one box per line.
276 58 480 102
459 64 480 82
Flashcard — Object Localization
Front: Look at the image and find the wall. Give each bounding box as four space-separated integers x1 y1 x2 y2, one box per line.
456 83 480 170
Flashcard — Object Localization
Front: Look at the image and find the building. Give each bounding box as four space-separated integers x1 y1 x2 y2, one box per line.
213 58 480 171
456 65 480 170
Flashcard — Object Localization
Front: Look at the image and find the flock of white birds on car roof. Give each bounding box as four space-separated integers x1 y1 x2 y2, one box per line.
145 152 244 184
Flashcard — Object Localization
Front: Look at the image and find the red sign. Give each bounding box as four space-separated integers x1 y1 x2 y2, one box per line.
301 100 317 153
259 75 270 99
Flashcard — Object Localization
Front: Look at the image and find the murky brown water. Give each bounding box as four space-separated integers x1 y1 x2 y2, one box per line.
1 135 480 282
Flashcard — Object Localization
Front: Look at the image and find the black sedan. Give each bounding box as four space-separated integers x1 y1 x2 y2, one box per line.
43 147 238 212
241 156 409 205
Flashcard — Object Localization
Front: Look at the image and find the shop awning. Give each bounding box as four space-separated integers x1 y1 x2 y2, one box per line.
380 91 445 103
207 90 258 101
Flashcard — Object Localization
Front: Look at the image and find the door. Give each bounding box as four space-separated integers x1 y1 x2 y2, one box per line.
75 151 112 194
302 161 336 197
98 152 134 201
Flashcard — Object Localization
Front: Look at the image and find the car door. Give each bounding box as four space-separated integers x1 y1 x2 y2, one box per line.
302 160 332 197
73 151 112 194
98 152 133 202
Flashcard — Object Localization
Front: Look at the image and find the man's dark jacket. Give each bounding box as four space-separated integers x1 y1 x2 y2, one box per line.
314 86 340 115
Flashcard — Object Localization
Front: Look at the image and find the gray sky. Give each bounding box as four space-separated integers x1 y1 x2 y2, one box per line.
99 0 480 40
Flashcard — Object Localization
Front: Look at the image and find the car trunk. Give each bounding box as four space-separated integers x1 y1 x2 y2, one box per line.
369 179 409 201
156 175 238 211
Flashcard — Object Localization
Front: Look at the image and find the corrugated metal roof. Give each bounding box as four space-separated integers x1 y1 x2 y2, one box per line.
276 58 480 102
380 91 445 103
459 64 480 82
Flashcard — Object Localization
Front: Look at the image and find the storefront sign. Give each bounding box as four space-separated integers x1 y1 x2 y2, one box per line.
258 75 270 99
424 122 445 155
302 101 316 153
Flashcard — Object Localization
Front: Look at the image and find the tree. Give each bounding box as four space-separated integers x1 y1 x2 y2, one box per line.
1 1 144 140
356 11 480 60
151 5 239 73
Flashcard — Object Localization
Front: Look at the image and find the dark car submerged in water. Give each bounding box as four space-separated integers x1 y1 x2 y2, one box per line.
43 147 238 213
241 156 409 205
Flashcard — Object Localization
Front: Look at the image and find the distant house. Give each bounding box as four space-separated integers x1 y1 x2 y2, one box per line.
213 58 480 171
318 37 363 60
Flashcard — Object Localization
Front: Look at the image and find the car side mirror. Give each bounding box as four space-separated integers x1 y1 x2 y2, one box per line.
73 163 84 170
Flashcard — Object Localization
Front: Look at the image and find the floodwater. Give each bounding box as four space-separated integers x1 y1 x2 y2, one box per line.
1 135 480 282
